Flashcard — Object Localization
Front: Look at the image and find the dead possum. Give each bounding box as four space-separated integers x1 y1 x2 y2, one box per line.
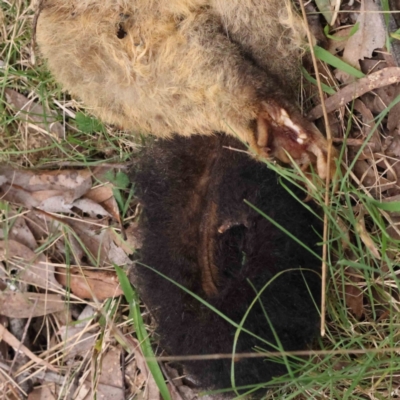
36 0 332 178
133 134 322 395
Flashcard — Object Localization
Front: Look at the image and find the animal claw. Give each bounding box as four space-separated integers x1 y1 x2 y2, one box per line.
254 101 336 180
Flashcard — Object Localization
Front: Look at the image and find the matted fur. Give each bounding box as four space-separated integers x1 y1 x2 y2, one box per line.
134 134 321 394
36 0 332 177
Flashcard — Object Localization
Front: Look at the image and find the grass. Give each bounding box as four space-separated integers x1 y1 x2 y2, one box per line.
1 1 400 399
115 264 172 400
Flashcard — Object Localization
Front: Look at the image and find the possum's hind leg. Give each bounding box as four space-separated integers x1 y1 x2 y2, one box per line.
211 0 334 178
254 100 334 179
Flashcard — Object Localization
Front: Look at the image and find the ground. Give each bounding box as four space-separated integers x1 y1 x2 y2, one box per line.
1 1 400 399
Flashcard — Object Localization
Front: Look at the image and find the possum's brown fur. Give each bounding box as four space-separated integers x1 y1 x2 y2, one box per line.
36 0 332 177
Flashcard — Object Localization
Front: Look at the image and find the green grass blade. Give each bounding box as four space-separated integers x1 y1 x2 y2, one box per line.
114 265 172 400
314 46 365 78
302 67 336 95
368 199 400 212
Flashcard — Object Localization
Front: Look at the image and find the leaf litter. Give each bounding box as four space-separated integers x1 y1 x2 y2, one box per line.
309 0 400 352
0 164 145 399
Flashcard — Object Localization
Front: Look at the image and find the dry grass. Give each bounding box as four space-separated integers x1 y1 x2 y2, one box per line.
1 1 400 399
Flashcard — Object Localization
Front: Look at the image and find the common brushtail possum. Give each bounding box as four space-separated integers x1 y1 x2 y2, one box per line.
133 134 321 395
36 0 333 178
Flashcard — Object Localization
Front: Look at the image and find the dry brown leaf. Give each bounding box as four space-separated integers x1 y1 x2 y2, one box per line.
327 26 354 54
0 291 65 318
359 59 400 136
55 305 98 362
308 67 400 120
72 198 111 218
0 166 92 202
64 220 111 266
58 231 85 265
55 267 123 300
374 157 397 182
101 196 121 223
75 305 97 328
345 280 364 319
353 160 395 194
5 88 64 138
342 0 386 70
335 0 386 83
0 240 61 291
18 210 106 267
81 382 125 400
386 134 400 158
335 216 350 250
0 183 41 209
85 185 114 204
355 216 381 259
20 211 65 249
75 381 91 400
62 221 131 267
97 346 124 387
332 360 352 371
128 337 160 400
123 221 143 252
31 189 66 203
27 385 57 400
125 359 146 397
7 215 37 251
175 385 200 400
353 100 381 152
388 103 400 137
36 194 75 213
58 345 124 399
0 167 95 214
167 383 185 400
27 387 42 400
162 364 186 400
85 185 120 222
57 326 97 361
108 240 132 265
386 216 400 241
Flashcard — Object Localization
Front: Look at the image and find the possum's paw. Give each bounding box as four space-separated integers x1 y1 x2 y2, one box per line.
255 101 336 180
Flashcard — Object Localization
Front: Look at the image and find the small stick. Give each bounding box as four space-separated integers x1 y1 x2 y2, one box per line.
147 345 400 362
299 0 333 337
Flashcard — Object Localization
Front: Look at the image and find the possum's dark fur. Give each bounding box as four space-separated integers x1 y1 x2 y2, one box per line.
133 134 322 394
